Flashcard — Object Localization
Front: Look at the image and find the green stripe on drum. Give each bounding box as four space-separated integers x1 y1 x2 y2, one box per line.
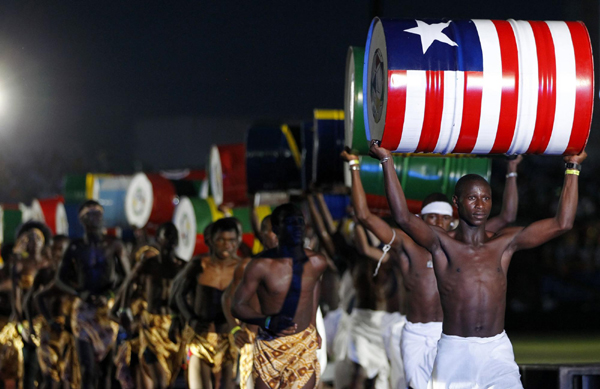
189 198 215 234
359 155 491 201
344 46 369 155
230 207 253 233
3 208 23 244
63 174 89 204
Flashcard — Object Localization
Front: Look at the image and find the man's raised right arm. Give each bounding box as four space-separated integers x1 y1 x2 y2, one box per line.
369 141 441 252
342 149 402 251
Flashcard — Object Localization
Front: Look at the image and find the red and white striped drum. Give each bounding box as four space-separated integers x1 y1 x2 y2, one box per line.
37 197 69 235
209 144 247 206
365 18 594 155
27 199 46 223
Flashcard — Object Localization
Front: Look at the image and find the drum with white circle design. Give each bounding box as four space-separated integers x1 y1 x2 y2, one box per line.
365 18 593 155
173 196 224 261
125 173 177 228
209 144 247 206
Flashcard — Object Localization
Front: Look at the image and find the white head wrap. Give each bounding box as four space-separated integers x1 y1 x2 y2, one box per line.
420 201 453 216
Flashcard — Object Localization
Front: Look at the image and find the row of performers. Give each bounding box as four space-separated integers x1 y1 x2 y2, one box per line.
0 143 586 389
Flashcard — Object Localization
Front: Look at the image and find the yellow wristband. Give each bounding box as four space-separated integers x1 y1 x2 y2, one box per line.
565 169 580 176
348 159 359 166
230 325 242 335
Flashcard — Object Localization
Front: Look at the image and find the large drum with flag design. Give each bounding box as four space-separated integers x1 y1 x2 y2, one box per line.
365 18 593 155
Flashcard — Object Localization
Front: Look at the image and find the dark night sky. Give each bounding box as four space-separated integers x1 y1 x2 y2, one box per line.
0 0 597 199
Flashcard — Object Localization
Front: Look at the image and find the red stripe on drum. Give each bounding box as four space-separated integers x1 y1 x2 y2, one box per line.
417 71 445 153
565 21 594 155
381 70 408 150
452 71 483 153
527 21 557 154
491 20 519 154
147 174 177 225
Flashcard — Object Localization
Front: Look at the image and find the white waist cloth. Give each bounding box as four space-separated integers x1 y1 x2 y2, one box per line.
316 306 327 375
382 312 407 389
342 308 390 389
428 331 523 389
401 321 443 389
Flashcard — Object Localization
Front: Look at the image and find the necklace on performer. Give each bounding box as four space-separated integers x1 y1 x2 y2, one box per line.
427 260 433 268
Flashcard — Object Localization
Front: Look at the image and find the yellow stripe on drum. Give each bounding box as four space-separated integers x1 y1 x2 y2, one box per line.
281 125 302 169
255 205 272 225
314 109 345 121
85 173 95 200
206 197 225 221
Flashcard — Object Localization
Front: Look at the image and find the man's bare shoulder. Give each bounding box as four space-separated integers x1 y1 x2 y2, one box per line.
241 256 273 280
246 255 274 267
395 227 424 248
429 225 453 244
304 249 328 271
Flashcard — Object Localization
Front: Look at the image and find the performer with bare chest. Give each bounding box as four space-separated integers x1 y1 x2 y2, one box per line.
222 214 278 389
54 200 130 389
370 140 585 388
174 217 243 389
232 203 327 389
116 222 185 388
342 149 521 389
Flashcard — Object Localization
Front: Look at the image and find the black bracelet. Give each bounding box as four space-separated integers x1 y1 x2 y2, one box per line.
565 162 582 171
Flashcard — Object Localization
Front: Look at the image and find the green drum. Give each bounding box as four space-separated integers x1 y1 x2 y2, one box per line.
230 207 257 250
344 46 369 155
357 155 491 201
3 206 23 244
63 174 91 204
